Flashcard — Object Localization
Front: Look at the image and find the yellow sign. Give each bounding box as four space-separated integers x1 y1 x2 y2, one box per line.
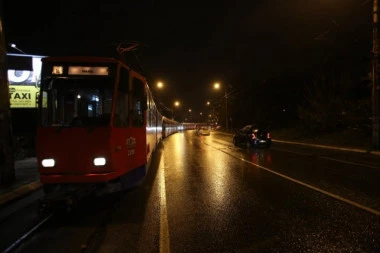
9 85 40 108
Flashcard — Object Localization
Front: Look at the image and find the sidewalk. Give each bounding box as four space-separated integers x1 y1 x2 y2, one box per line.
0 138 380 208
0 158 42 207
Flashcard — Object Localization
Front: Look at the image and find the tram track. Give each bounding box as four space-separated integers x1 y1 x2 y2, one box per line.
2 191 127 253
2 213 53 253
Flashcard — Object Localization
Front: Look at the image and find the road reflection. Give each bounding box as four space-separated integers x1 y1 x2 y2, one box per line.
204 147 229 208
250 150 272 165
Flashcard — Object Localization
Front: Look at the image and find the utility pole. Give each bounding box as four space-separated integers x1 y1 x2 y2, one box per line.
0 1 15 185
224 88 228 131
372 0 380 149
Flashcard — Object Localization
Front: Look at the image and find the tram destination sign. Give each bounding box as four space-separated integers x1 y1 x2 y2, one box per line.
68 66 109 76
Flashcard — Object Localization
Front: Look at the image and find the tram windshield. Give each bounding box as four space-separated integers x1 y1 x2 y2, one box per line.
39 77 115 127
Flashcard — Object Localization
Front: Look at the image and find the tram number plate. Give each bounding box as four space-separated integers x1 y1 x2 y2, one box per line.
127 149 135 156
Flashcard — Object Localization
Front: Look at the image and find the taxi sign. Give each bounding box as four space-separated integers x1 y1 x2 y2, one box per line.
9 85 40 108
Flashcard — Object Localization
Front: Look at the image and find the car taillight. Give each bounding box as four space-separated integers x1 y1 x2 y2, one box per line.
267 133 270 138
251 133 256 140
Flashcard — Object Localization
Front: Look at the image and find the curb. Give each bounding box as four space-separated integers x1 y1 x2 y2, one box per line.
272 139 380 156
0 181 43 206
215 131 380 155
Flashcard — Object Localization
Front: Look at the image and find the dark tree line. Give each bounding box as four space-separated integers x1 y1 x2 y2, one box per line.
297 69 371 135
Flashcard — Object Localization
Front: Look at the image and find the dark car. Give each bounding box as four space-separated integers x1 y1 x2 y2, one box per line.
233 124 271 148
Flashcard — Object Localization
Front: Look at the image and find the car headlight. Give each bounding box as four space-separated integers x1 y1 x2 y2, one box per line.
93 157 106 166
41 158 55 167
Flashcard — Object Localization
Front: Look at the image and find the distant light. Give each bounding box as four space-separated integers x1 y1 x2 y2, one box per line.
77 94 81 99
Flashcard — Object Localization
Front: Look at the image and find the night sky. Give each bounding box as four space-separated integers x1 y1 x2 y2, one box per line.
1 0 373 126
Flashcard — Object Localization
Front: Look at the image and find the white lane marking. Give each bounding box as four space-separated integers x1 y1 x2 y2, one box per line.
273 147 380 170
159 157 171 253
320 156 380 170
273 139 369 153
216 148 380 216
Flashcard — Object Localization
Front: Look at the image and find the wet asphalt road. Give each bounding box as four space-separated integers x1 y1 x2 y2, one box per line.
4 129 380 252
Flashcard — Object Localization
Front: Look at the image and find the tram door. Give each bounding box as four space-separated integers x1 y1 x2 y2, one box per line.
129 75 147 165
131 77 146 127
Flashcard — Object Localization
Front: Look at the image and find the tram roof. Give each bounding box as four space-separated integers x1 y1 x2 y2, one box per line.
42 56 122 64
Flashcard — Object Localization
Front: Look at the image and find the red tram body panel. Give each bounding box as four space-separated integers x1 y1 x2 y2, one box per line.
37 127 146 184
35 55 183 198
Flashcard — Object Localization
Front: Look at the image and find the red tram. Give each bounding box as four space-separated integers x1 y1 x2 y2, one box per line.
36 56 183 200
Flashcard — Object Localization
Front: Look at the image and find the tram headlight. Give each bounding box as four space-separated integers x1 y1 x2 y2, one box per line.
41 159 55 167
93 157 106 166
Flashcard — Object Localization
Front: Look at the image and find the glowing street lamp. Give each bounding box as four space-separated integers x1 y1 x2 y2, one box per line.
213 82 228 131
9 43 26 54
172 100 180 119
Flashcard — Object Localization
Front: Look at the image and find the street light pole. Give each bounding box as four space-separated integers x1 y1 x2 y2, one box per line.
224 88 228 131
213 82 229 131
372 0 380 149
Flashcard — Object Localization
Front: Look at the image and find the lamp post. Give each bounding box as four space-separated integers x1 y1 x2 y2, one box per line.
372 0 380 149
213 82 228 131
9 43 26 54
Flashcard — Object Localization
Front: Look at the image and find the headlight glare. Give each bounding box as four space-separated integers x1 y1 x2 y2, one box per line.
93 157 106 166
42 159 55 167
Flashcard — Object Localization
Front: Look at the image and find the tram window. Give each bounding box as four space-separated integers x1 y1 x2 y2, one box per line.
40 78 114 127
132 78 146 127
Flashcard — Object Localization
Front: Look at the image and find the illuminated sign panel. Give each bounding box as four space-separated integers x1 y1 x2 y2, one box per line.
8 54 45 108
52 66 63 75
8 56 43 85
9 86 39 108
68 66 109 76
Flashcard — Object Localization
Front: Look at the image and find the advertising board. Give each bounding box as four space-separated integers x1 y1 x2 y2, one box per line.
7 54 44 108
